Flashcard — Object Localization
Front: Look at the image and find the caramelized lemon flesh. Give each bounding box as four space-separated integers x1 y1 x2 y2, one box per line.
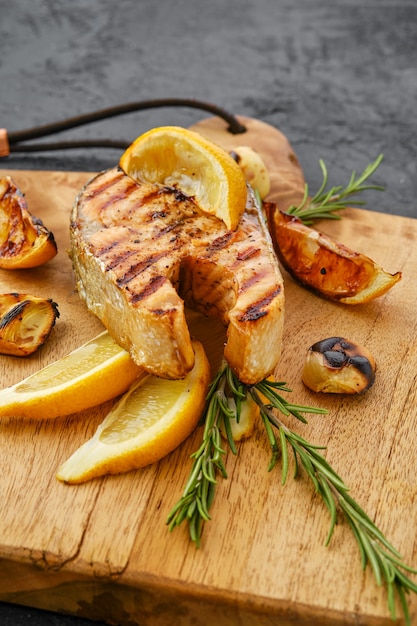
56 339 210 483
119 126 247 230
0 331 143 419
0 176 57 269
266 208 401 304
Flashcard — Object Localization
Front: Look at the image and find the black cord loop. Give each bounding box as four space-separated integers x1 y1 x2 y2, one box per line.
9 140 129 153
6 98 247 154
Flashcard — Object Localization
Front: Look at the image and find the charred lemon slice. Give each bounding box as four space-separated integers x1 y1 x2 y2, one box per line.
119 126 247 230
0 293 59 356
265 207 401 304
0 176 57 269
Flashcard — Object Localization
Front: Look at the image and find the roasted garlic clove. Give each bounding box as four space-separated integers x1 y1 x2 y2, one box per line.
0 176 58 269
302 337 376 394
230 146 271 199
219 394 259 442
0 293 59 356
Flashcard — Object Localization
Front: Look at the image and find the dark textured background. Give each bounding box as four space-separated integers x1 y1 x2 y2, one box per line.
2 0 417 217
0 1 416 624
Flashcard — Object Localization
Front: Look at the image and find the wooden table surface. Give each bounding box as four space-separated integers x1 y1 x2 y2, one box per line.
1 1 417 625
0 153 416 625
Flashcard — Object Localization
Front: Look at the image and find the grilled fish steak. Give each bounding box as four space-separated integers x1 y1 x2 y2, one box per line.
70 167 284 384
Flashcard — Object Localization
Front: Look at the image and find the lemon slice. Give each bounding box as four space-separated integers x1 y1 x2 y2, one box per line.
56 339 210 483
0 331 143 419
119 126 247 230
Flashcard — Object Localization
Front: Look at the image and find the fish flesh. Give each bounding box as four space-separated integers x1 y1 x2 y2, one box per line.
70 167 284 384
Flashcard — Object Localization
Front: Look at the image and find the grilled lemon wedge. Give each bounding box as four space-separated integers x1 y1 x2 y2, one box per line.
0 293 59 356
266 207 401 304
0 176 57 269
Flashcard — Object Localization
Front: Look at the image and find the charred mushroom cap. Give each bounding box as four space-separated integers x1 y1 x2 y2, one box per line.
302 337 376 394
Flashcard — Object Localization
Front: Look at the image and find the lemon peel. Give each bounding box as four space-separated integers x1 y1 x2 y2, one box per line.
56 339 210 482
119 126 247 230
0 331 142 419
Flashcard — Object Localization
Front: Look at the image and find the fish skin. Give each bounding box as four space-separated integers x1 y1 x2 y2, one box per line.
70 167 284 384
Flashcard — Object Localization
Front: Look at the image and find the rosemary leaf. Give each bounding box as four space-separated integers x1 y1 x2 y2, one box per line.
221 407 238 455
260 409 280 471
167 363 417 625
279 427 289 485
358 527 383 586
317 474 338 546
287 154 384 225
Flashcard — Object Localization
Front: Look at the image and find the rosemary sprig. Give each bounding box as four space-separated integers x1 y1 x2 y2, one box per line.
167 364 417 625
249 383 417 625
287 154 384 225
166 366 230 546
166 364 326 546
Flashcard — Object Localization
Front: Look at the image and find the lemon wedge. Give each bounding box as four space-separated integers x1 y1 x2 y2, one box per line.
266 208 401 304
0 176 58 269
56 339 210 483
0 331 143 419
119 126 247 230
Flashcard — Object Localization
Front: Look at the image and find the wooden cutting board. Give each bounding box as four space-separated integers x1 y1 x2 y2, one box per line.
0 155 416 625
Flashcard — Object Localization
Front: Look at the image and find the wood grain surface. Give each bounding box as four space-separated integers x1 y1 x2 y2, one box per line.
0 133 416 625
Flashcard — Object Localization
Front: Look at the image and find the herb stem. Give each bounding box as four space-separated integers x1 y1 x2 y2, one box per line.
287 154 384 225
251 383 417 625
167 364 417 624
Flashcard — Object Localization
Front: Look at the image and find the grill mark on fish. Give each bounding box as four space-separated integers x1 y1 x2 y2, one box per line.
236 246 261 262
239 268 269 292
206 232 234 252
130 275 167 303
116 251 170 286
162 185 193 203
88 171 162 220
147 190 199 221
238 287 282 322
134 190 168 215
86 169 126 198
92 228 140 268
97 181 140 213
104 248 139 271
153 219 187 239
142 186 193 209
